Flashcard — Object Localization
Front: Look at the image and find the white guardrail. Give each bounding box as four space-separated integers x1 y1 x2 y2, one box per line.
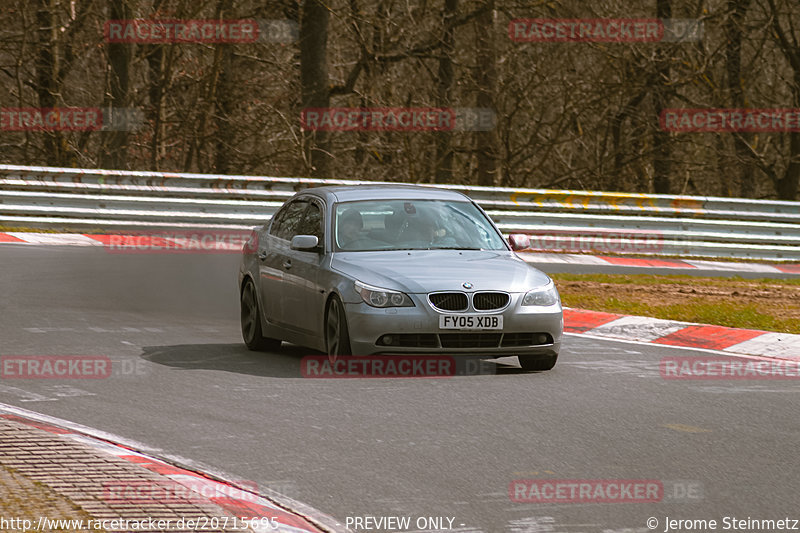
1 164 799 261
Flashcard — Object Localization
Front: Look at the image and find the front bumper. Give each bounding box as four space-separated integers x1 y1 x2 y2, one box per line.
344 293 563 356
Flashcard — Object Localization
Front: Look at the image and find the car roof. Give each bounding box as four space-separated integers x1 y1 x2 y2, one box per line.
299 184 471 203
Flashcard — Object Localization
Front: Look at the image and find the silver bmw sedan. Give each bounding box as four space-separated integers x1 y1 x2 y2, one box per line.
238 185 563 371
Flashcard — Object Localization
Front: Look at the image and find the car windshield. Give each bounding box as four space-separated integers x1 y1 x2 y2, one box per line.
333 199 507 252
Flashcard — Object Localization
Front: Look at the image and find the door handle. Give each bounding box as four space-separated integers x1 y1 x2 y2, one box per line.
283 260 292 269
258 251 268 261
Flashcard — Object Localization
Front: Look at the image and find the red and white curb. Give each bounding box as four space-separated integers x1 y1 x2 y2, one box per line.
2 232 799 274
521 252 800 274
0 405 331 533
565 308 800 359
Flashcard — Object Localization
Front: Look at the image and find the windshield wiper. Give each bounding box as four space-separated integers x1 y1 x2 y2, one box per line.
430 246 482 250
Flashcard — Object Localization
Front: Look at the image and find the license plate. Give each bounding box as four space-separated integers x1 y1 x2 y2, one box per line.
439 315 503 330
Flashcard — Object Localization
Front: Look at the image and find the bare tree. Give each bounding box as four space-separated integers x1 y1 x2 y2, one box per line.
434 0 458 183
34 0 67 165
652 0 673 194
300 0 332 177
475 0 500 186
723 0 756 196
765 0 800 200
103 0 132 169
1 0 798 200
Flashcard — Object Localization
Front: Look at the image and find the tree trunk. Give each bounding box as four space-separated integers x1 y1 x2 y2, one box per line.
145 44 165 170
775 69 800 201
475 0 499 186
143 0 168 170
103 0 132 169
213 0 236 175
776 133 800 200
300 0 331 177
35 0 64 166
725 0 755 197
611 91 647 191
652 0 672 194
434 0 458 184
766 0 800 200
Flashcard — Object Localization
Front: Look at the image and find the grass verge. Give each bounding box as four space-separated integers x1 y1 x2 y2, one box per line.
551 273 800 334
0 225 62 233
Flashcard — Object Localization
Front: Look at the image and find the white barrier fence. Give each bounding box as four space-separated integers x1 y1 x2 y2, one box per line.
1 165 799 261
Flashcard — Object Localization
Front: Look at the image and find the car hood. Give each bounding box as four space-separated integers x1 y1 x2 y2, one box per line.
331 250 551 293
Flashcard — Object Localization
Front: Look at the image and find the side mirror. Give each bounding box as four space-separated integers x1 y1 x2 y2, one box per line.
290 234 321 252
508 234 530 252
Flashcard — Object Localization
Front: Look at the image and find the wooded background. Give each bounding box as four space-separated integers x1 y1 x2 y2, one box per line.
1 0 799 200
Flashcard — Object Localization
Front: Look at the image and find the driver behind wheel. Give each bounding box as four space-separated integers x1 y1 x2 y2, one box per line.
337 208 364 248
399 210 444 244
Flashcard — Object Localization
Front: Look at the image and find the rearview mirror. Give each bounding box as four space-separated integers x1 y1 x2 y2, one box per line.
290 234 320 252
508 234 530 252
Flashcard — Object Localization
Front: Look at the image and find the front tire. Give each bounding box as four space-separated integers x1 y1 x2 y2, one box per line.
518 354 558 372
325 296 352 356
240 279 281 351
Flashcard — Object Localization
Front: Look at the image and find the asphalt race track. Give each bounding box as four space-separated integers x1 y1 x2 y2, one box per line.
1 245 799 532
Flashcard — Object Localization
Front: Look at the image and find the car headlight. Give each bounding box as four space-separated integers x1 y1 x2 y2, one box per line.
354 281 415 308
522 283 560 306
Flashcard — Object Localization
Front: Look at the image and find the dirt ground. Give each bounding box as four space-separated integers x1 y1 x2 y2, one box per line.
556 278 800 322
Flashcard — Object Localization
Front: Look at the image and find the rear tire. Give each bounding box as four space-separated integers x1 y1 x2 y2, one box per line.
518 354 558 372
240 279 281 351
325 296 352 356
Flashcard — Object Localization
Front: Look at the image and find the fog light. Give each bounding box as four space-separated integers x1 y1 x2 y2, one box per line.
378 334 400 346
